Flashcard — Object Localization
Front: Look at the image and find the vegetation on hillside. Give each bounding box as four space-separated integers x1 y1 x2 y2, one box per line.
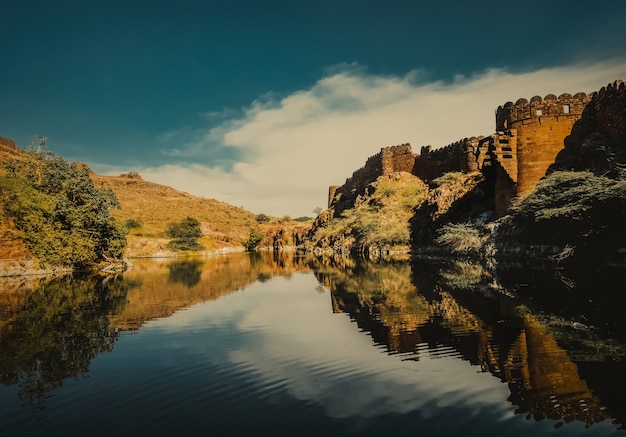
502 170 626 259
307 173 428 255
0 147 126 268
91 172 258 255
166 216 204 251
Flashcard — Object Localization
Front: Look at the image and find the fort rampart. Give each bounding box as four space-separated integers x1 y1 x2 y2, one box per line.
328 81 621 214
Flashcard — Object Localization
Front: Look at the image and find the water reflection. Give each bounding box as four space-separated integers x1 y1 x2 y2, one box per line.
0 252 624 435
109 252 312 330
313 256 626 429
0 274 129 411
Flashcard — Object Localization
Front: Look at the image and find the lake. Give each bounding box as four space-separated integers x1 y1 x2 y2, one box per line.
1 252 624 436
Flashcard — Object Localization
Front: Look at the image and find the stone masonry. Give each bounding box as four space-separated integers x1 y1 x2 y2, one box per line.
327 81 618 214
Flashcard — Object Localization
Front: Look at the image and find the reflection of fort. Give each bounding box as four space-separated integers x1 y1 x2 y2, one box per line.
313 257 622 429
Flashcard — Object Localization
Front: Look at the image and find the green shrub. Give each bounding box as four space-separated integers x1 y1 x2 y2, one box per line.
124 218 142 229
242 231 264 251
255 213 270 223
166 216 203 251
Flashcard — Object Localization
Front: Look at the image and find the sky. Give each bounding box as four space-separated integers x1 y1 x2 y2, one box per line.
1 1 625 217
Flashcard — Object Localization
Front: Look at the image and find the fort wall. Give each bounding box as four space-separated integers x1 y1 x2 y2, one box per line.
496 92 592 199
327 81 618 215
413 137 481 181
327 139 481 209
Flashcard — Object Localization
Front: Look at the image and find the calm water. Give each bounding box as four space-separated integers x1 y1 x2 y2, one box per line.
0 253 624 436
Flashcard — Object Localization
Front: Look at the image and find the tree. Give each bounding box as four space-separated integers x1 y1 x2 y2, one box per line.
166 216 203 251
1 148 127 268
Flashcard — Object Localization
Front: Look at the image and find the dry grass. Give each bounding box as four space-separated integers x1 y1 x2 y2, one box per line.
91 172 258 254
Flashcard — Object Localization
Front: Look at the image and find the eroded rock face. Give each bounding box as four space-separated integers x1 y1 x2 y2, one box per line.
410 172 490 248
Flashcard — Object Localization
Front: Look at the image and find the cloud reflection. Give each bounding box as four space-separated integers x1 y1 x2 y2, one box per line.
159 274 513 422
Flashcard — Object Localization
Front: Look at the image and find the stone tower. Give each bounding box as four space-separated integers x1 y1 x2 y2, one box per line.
491 91 592 211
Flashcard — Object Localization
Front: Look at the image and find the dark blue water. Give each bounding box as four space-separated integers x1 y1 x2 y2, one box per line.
0 254 624 436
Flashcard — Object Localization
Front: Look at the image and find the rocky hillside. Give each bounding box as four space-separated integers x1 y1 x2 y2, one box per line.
305 172 428 256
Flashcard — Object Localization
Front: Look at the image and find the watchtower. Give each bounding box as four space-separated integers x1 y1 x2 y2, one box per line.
490 91 592 211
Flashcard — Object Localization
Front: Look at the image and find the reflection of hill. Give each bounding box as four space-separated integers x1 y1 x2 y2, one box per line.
0 252 313 411
109 252 312 330
311 256 621 429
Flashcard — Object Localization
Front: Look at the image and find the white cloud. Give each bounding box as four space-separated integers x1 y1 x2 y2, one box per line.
99 60 626 217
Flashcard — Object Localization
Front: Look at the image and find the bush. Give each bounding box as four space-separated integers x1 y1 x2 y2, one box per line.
124 218 142 229
242 231 264 251
507 170 626 252
166 216 203 251
255 213 270 223
435 222 485 255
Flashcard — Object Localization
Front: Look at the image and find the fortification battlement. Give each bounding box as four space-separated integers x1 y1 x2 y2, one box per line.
381 143 412 155
596 79 625 97
421 137 484 157
496 91 592 130
347 143 414 179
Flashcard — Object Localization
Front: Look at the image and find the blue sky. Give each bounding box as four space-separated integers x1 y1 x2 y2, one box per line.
2 1 625 216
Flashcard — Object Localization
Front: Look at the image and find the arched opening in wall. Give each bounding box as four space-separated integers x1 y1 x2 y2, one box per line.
563 104 570 114
536 109 543 116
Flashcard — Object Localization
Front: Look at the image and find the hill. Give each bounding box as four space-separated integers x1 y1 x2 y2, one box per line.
1 140 310 273
91 171 257 257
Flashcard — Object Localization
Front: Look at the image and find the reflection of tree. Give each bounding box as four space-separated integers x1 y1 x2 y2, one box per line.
109 253 316 331
311 255 623 429
167 260 204 287
0 274 130 411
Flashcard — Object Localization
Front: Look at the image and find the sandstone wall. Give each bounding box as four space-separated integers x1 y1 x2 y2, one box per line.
413 137 480 181
495 92 592 199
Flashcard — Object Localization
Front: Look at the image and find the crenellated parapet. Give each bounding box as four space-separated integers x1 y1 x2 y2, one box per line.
496 91 591 131
413 137 481 181
492 89 594 205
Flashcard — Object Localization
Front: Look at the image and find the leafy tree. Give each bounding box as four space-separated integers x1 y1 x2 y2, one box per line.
1 148 127 268
166 216 203 251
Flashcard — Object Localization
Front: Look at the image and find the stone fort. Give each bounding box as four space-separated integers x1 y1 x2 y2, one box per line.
328 80 624 214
